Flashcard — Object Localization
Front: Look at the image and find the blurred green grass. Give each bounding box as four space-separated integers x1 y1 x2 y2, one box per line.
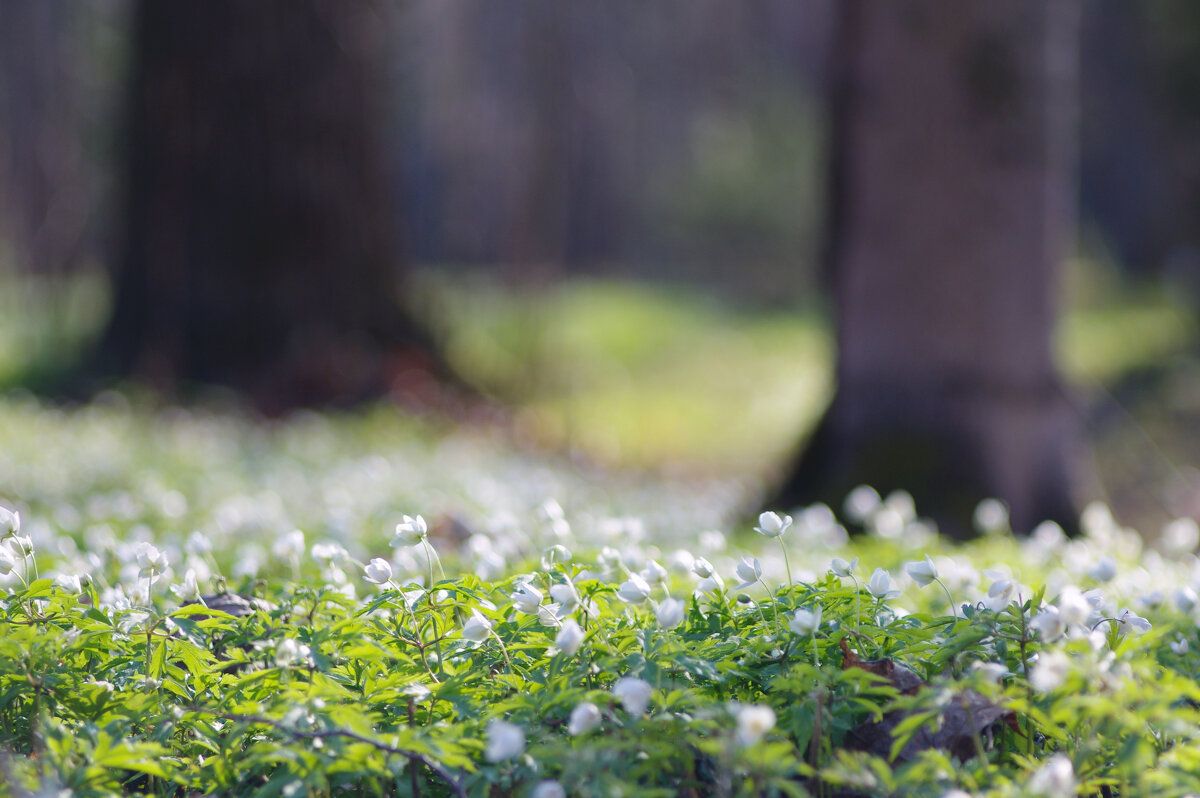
1 262 1198 494
414 265 1199 477
415 274 833 473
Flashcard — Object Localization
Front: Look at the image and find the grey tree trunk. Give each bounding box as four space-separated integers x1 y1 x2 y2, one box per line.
95 0 449 412
772 0 1082 536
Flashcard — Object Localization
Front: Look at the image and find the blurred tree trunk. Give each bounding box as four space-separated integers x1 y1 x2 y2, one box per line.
0 0 86 277
771 0 1082 536
96 0 447 411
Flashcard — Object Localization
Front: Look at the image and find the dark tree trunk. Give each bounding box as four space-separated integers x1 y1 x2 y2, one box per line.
0 0 86 277
96 0 446 411
770 0 1082 536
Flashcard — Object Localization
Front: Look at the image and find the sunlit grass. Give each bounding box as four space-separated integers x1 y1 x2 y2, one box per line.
418 266 1200 477
0 263 1197 486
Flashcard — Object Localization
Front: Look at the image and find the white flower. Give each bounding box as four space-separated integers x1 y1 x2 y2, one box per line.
970 660 1008 684
531 781 566 798
541 544 572 570
185 531 212 556
537 604 561 627
735 704 775 747
555 619 584 655
617 574 653 604
973 499 1009 534
755 511 792 538
1027 522 1066 558
734 557 763 589
904 555 938 587
597 547 623 573
641 559 669 585
1116 607 1151 635
55 573 83 593
696 572 725 595
273 529 305 560
567 702 601 735
136 543 169 580
871 507 905 538
1028 754 1075 798
1029 607 1066 641
0 543 18 576
788 605 822 636
1029 650 1070 693
699 530 726 553
510 582 544 614
539 498 565 522
1162 517 1200 555
1082 502 1116 537
613 676 653 716
986 577 1016 610
1087 556 1118 583
843 485 880 523
485 720 525 763
1175 587 1198 614
170 568 204 603
656 598 685 629
363 558 393 585
1056 585 1092 626
1170 636 1190 656
691 556 715 579
867 568 899 600
391 515 428 547
275 638 310 668
830 556 858 577
0 506 19 538
232 544 263 579
9 534 33 557
664 549 693 574
311 541 349 565
462 611 493 643
549 581 580 614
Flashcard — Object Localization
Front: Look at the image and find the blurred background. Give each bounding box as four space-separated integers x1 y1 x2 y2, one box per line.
2 0 1200 535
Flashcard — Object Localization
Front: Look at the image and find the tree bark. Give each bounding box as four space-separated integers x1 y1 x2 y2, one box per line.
96 0 446 411
771 0 1082 536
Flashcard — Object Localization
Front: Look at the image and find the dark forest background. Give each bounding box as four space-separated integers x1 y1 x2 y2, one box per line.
4 1 1200 536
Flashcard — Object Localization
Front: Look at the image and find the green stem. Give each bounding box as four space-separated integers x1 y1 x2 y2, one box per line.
777 538 793 592
757 578 780 628
849 575 861 637
935 577 956 616
1019 610 1033 757
430 543 446 581
490 630 514 672
423 541 435 591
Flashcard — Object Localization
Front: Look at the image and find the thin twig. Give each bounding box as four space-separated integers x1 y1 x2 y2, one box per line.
193 709 468 798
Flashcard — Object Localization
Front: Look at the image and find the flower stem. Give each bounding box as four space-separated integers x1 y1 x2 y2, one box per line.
935 577 956 616
490 630 514 672
849 575 861 637
777 537 793 592
420 539 438 602
758 578 780 628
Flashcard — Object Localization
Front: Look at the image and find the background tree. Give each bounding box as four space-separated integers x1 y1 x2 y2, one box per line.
94 0 447 411
771 0 1083 536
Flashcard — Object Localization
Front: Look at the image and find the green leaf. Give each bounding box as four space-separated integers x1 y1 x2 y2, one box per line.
149 639 168 680
175 638 216 678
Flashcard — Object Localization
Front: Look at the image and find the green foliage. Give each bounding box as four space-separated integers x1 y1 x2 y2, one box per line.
3 489 1200 796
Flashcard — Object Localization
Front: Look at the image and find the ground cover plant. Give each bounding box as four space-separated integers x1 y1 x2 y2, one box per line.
4 400 1200 796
